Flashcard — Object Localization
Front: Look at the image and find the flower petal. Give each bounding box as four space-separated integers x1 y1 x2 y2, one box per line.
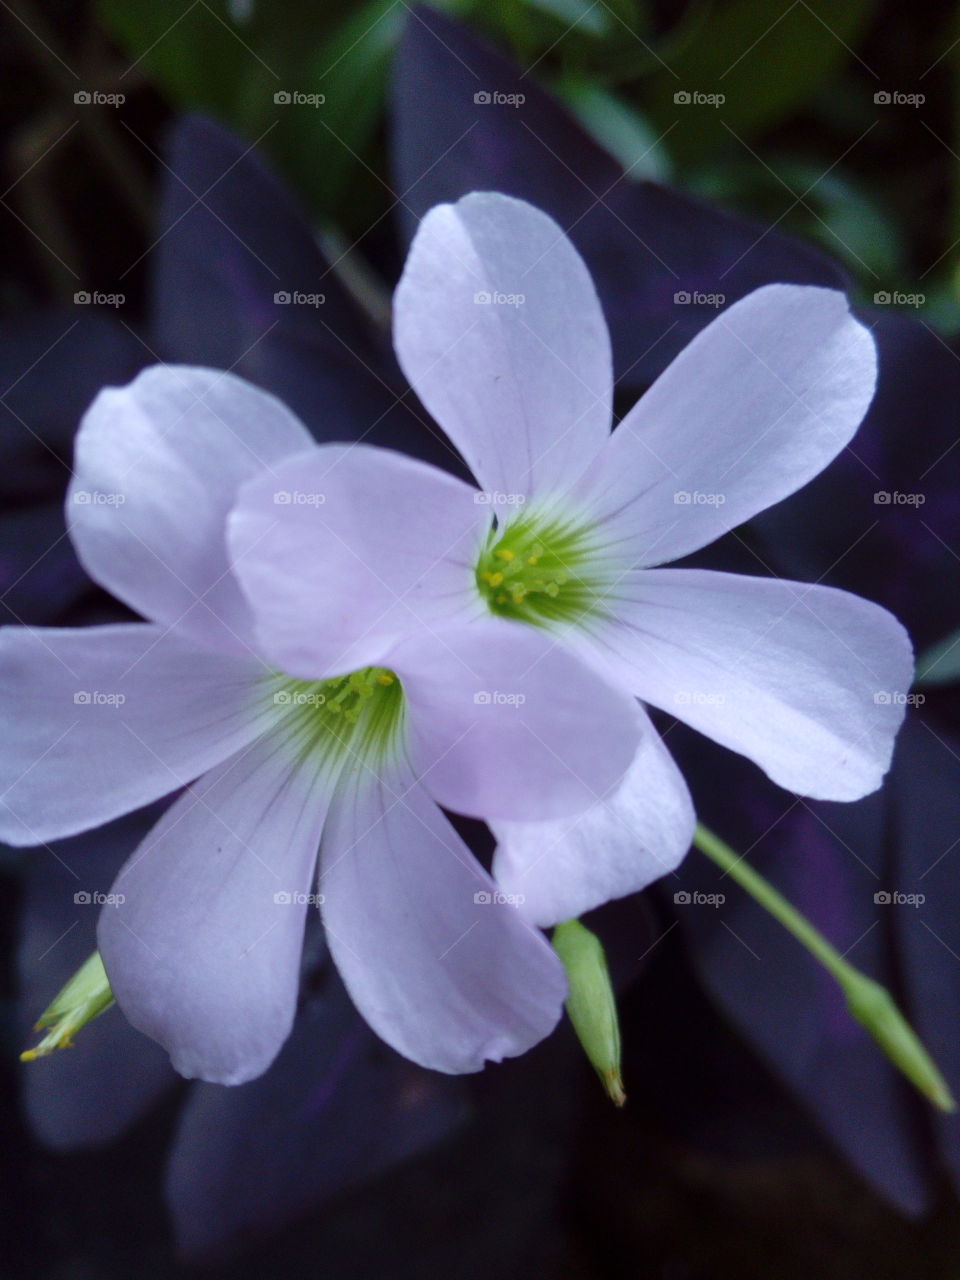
99 731 332 1085
318 758 567 1073
0 623 270 845
229 444 487 677
68 366 312 654
583 569 913 800
574 285 876 565
393 192 612 501
491 710 695 925
388 619 642 820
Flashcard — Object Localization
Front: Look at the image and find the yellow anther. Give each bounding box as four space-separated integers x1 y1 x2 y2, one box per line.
527 555 540 565
376 672 394 685
485 571 504 587
495 548 515 562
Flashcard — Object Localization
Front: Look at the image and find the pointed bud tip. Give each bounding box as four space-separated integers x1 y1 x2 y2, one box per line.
21 951 113 1063
926 1080 956 1113
603 1068 627 1107
847 976 956 1113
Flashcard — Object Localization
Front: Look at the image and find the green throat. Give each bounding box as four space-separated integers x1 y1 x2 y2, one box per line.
475 509 604 628
271 666 405 768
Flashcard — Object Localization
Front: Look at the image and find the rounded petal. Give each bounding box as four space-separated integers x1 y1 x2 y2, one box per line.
229 444 486 677
491 710 695 926
585 569 913 800
388 619 643 820
574 285 877 566
99 731 332 1085
393 192 612 501
0 623 271 846
319 759 567 1073
68 366 313 654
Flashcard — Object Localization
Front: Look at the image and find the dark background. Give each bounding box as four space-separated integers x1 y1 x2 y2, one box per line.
2 2 960 1276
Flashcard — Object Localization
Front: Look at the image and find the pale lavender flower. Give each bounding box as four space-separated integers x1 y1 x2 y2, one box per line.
230 192 913 930
0 366 645 1083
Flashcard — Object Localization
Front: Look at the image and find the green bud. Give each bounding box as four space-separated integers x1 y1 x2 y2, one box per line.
552 919 625 1106
845 973 956 1112
21 951 114 1061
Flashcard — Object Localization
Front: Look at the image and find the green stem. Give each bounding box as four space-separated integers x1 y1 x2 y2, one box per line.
693 822 956 1113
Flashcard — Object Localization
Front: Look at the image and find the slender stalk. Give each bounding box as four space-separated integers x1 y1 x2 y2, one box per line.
693 822 955 1112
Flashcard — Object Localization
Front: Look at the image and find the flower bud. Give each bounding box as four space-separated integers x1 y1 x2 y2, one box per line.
552 919 625 1106
21 951 114 1060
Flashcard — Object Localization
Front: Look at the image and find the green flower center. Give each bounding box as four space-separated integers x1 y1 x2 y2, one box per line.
269 666 405 768
475 509 604 627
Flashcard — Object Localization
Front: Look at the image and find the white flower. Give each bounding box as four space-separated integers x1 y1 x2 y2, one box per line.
0 366 645 1083
230 192 912 929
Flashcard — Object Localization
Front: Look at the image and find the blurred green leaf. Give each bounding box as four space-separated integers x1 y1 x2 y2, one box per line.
555 74 672 181
916 629 960 686
580 0 713 83
641 0 876 160
690 153 902 284
273 0 405 215
521 0 611 38
96 0 400 219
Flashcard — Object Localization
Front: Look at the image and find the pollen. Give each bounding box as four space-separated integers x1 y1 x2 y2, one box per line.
271 666 405 768
474 508 605 628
